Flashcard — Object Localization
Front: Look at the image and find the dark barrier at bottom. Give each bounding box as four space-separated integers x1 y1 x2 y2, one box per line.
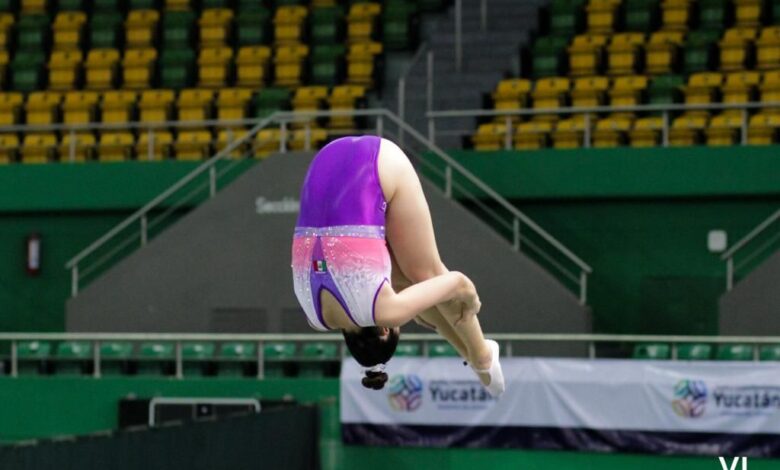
0 405 320 470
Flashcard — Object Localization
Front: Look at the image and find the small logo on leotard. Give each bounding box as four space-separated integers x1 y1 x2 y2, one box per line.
313 260 328 273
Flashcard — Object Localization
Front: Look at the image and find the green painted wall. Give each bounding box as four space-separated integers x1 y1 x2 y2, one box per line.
0 377 777 470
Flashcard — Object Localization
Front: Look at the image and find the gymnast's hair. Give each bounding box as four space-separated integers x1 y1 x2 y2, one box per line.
342 326 400 390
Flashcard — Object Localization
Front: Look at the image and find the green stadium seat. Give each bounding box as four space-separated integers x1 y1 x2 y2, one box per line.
624 0 659 33
136 342 174 376
774 1 780 24
532 36 569 78
716 344 753 361
0 0 16 12
647 74 684 106
383 2 418 51
428 342 459 357
129 0 157 8
100 341 133 376
550 0 585 36
89 13 123 49
310 44 345 86
683 30 720 74
182 342 215 377
55 341 92 376
251 87 292 118
632 343 671 359
699 0 729 30
202 0 229 7
11 51 46 92
264 342 296 378
17 340 51 375
759 345 780 361
310 7 345 45
394 343 421 357
677 343 712 360
299 342 339 378
16 15 50 52
92 0 123 12
59 0 86 10
161 11 195 49
217 342 256 377
159 48 195 89
236 10 271 46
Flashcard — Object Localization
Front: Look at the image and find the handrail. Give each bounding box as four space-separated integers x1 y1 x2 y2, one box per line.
721 207 780 291
0 117 267 133
397 40 430 146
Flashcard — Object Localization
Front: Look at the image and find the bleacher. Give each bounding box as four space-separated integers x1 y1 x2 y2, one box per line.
472 0 780 150
0 0 444 163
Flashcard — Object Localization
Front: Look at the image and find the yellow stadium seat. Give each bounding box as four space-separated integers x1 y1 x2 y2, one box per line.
706 113 744 146
85 48 120 90
734 0 762 27
0 93 24 125
514 120 553 149
660 0 692 31
0 134 19 163
683 72 723 106
236 46 271 88
346 41 382 88
21 133 57 164
0 50 6 89
25 92 61 125
760 70 780 111
552 115 593 148
274 44 309 87
122 48 157 89
607 33 644 76
199 8 233 48
670 113 708 146
101 90 137 123
48 50 83 91
216 88 252 121
139 89 175 123
646 31 684 75
756 27 780 70
532 77 571 111
253 128 281 158
198 47 233 88
609 75 648 107
59 132 95 162
290 128 328 151
347 2 381 43
722 71 761 104
98 132 134 161
174 130 212 160
571 76 610 107
21 0 46 13
593 114 633 147
165 0 190 10
472 123 509 151
177 88 214 122
586 0 621 33
568 34 608 76
292 86 329 113
136 130 173 161
328 85 366 129
216 128 249 158
747 113 780 144
274 6 308 45
125 9 159 48
630 116 664 147
62 91 99 124
53 11 87 50
492 79 532 118
719 28 757 72
0 13 12 51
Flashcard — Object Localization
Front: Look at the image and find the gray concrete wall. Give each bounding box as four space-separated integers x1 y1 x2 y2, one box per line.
67 152 590 355
719 250 780 335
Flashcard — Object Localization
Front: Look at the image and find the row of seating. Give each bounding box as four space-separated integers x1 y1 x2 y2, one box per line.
633 342 780 360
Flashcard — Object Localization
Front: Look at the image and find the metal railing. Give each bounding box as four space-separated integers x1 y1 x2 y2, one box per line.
3 332 779 380
722 208 780 291
397 40 431 147
63 108 591 303
426 101 780 149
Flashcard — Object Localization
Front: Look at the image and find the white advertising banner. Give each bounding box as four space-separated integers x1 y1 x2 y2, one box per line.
340 357 780 455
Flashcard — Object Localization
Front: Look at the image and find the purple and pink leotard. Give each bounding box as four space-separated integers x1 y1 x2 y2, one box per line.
291 135 391 331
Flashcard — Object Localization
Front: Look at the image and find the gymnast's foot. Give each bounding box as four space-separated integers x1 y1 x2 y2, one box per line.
471 339 505 398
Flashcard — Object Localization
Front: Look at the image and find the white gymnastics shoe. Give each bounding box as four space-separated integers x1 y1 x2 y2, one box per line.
472 339 505 398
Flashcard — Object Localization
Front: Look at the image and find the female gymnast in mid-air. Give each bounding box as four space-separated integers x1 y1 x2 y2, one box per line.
291 135 504 397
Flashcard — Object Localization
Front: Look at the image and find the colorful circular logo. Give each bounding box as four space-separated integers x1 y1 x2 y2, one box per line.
387 374 423 412
672 379 708 418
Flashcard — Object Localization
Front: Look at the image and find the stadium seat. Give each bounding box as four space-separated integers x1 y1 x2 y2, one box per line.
17 340 51 375
161 10 195 49
0 14 12 52
216 128 249 157
706 113 743 145
346 41 381 87
328 84 365 129
199 8 233 48
136 130 173 160
383 1 417 51
747 113 780 145
568 34 608 76
646 31 684 74
25 91 61 125
85 48 120 90
139 89 175 123
311 6 344 45
492 79 532 117
101 90 137 123
274 43 309 87
12 51 46 92
289 128 328 151
0 134 19 163
182 342 215 377
15 14 49 53
122 48 158 89
571 76 609 107
719 27 757 71
607 33 645 76
677 343 712 360
683 29 720 74
98 131 134 161
48 50 82 90
550 0 585 36
125 9 159 48
716 344 753 361
760 70 780 106
514 120 554 149
299 342 339 378
310 44 346 86
55 341 92 375
198 46 233 88
253 128 282 157
0 50 6 89
0 93 24 125
532 36 569 78
625 0 660 32
136 342 174 376
756 26 780 70
236 8 270 46
274 5 307 45
722 70 760 104
264 342 296 377
292 85 328 114
99 342 133 376
632 343 671 359
586 0 621 34
660 0 692 31
217 342 256 377
759 344 780 361
669 113 708 145
428 342 459 357
21 0 48 13
472 123 509 151
734 0 763 26
174 130 212 160
62 91 99 124
647 73 683 105
216 88 252 121
629 116 663 146
252 87 291 119
21 133 57 163
89 12 123 49
609 75 648 107
683 71 723 109
552 114 591 148
698 0 728 30
52 11 86 51
347 2 381 43
159 48 196 89
236 46 271 88
532 76 571 113
59 132 96 162
593 114 633 146
165 0 190 9
177 88 213 121
394 343 422 357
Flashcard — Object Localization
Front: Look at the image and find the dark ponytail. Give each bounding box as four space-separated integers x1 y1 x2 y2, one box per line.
343 326 400 391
